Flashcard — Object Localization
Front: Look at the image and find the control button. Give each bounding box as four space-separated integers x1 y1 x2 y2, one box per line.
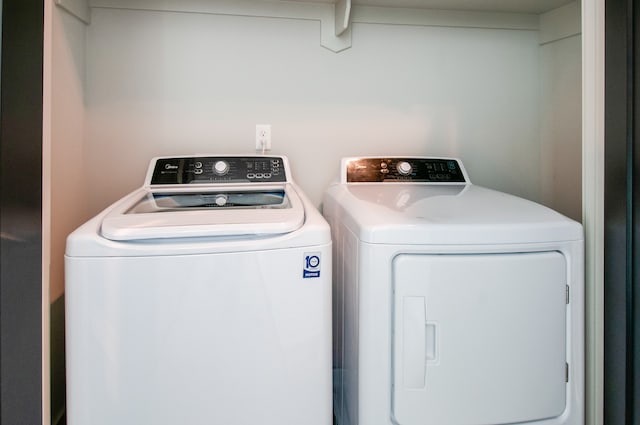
247 173 256 179
214 160 229 175
214 194 228 206
256 173 264 179
194 161 203 169
194 168 203 175
396 161 413 176
381 162 388 169
264 173 272 179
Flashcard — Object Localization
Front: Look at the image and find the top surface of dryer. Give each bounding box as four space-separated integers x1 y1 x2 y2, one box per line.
323 156 583 245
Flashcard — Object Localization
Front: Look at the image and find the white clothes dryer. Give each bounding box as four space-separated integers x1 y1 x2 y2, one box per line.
322 157 584 425
65 155 332 425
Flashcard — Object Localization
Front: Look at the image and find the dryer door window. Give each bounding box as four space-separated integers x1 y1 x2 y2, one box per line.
392 252 567 425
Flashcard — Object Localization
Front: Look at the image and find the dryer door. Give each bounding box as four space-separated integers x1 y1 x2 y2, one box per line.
392 252 567 425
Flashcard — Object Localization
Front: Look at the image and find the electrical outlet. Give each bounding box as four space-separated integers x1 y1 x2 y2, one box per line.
256 124 272 151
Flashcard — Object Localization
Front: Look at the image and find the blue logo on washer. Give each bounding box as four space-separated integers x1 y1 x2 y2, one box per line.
303 252 321 279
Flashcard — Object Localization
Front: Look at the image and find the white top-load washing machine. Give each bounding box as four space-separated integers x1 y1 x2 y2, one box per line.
65 155 332 425
322 157 584 425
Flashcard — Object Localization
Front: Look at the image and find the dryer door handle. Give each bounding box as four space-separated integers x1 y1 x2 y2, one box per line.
402 296 427 389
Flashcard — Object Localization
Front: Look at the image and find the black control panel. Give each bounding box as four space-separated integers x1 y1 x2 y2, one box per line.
150 156 287 185
345 157 466 183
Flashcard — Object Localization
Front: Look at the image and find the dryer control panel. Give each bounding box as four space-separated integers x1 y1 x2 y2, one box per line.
148 156 288 185
343 157 467 183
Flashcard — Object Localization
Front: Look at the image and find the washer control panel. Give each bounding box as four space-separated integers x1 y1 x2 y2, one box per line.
149 156 287 185
344 157 467 183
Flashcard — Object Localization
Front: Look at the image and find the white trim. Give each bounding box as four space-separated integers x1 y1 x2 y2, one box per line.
581 0 605 424
42 1 54 425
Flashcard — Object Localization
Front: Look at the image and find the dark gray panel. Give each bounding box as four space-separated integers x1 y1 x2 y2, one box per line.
634 0 640 417
604 0 629 423
0 0 44 424
605 0 640 423
50 296 66 425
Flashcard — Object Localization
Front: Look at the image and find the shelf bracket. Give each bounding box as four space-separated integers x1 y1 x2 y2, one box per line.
320 0 352 52
335 0 351 36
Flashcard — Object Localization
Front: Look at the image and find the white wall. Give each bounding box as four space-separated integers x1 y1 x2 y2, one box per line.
84 7 542 211
540 35 581 221
50 6 88 301
46 5 88 425
539 1 582 221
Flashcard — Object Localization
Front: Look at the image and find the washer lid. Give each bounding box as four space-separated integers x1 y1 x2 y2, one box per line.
100 185 305 241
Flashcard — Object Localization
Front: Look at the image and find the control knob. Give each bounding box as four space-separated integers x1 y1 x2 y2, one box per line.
213 160 229 175
214 194 228 206
396 161 413 176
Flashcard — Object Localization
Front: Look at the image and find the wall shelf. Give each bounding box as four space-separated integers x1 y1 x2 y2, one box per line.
56 0 576 52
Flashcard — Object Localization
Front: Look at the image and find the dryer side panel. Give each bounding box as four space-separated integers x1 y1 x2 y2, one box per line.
392 252 567 425
331 221 360 425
